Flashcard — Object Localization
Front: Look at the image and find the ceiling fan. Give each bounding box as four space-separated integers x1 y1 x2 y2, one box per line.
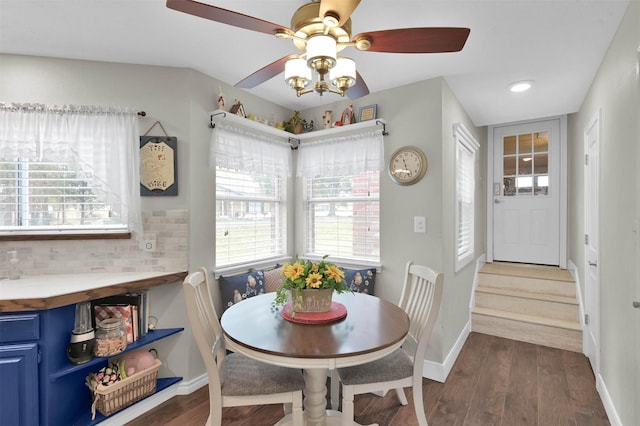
166 0 470 100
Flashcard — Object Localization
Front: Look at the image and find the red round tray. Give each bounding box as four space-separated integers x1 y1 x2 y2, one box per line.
280 301 347 324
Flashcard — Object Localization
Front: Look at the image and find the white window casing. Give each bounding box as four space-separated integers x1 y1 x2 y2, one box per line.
454 122 480 272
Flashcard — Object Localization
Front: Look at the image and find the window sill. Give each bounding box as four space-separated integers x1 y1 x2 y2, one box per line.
0 232 131 242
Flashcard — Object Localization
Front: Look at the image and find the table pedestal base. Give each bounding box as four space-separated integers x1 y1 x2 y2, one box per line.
273 368 378 426
274 409 379 426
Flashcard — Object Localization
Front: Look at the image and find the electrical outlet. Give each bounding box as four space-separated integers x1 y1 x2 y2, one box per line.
414 216 426 233
141 233 157 252
143 239 156 252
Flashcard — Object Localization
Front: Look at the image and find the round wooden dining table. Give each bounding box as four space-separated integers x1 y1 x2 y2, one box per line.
220 292 410 426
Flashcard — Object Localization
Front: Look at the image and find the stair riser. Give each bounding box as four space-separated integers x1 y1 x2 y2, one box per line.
472 313 582 352
478 274 576 297
475 292 579 322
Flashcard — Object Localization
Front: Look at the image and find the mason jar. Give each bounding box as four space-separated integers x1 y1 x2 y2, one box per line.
94 318 127 357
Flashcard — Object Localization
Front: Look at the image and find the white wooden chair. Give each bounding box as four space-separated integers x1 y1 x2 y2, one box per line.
332 261 444 426
183 267 304 426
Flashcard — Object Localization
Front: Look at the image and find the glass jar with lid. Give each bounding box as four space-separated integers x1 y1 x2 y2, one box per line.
94 318 128 357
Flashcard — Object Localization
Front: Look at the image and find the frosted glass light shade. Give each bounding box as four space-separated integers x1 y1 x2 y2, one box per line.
330 57 356 84
306 35 337 63
285 58 311 81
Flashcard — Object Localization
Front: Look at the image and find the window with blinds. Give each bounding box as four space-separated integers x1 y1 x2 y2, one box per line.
454 123 479 271
0 160 125 231
304 171 380 263
215 168 286 268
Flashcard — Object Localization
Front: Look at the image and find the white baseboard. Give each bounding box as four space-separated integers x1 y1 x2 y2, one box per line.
98 375 208 426
421 320 470 383
596 372 622 426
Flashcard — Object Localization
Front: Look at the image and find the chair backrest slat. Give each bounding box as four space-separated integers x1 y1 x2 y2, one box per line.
183 268 226 393
398 261 444 366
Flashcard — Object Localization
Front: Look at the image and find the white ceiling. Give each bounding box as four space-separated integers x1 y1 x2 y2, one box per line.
0 0 630 126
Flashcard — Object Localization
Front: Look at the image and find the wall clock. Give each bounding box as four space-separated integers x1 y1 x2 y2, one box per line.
388 146 428 185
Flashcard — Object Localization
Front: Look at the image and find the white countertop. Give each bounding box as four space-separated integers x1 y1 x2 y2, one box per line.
0 271 187 311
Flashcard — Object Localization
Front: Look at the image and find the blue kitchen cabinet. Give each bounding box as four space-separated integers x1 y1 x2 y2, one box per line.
1 304 182 426
0 313 40 426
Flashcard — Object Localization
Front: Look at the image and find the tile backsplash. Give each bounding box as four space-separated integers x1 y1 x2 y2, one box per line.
0 210 189 278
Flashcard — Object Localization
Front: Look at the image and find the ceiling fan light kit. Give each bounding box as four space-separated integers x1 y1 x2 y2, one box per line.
166 0 470 100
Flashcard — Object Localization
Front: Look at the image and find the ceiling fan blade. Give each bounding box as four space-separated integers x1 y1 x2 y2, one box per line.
166 0 289 36
319 0 361 27
235 55 298 89
355 27 470 53
346 71 369 100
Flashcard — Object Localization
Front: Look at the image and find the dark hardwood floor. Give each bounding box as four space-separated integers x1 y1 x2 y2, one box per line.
126 332 609 426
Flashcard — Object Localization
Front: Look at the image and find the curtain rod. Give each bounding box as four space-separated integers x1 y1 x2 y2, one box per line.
0 102 145 117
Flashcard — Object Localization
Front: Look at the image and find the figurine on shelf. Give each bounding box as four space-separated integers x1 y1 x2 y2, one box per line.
341 103 354 125
229 99 246 117
302 119 314 133
284 111 304 134
217 85 225 111
323 110 333 129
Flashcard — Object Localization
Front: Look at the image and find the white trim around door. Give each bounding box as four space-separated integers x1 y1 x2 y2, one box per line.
487 116 567 268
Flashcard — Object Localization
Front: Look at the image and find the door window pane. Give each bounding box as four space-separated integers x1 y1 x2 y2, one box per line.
503 157 517 175
518 133 533 153
504 136 517 155
502 130 551 197
534 132 549 152
518 156 532 175
534 154 548 174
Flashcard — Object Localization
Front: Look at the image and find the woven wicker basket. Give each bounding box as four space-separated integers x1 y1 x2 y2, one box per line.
91 358 161 418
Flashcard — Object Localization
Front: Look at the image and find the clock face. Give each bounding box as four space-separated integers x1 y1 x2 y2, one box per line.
389 146 428 185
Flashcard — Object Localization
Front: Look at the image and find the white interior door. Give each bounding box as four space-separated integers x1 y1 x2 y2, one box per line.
584 112 600 374
492 119 561 265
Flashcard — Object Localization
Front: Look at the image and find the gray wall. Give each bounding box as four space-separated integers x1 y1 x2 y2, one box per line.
567 2 639 425
300 77 486 364
1 54 484 381
0 53 291 385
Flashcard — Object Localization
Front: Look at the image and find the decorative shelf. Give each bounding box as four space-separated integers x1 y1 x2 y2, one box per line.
81 377 183 425
50 328 184 381
209 109 386 142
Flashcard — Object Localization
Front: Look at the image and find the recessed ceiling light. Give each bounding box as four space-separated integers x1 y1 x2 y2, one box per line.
509 81 534 93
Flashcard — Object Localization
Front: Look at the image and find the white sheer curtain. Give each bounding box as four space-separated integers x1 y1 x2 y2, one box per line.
211 121 291 177
0 103 142 235
296 129 384 177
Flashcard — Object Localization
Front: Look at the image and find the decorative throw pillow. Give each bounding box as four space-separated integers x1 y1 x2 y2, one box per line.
264 266 284 293
219 270 265 312
343 268 376 295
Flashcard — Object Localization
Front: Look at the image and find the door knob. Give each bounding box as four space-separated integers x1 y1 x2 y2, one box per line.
633 301 640 309
494 199 502 204
588 260 597 267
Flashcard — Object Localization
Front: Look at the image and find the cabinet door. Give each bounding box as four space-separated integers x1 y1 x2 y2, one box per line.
0 343 39 426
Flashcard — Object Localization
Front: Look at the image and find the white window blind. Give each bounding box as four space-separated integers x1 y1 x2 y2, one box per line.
0 103 142 235
304 173 380 263
298 128 383 265
212 122 290 270
454 122 479 271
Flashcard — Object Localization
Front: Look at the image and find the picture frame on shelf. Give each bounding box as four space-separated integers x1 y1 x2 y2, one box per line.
359 104 377 122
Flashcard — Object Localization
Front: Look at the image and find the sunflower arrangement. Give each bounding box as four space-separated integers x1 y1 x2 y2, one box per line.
273 255 348 307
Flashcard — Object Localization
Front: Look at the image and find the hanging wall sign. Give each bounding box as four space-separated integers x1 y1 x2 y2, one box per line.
140 135 178 196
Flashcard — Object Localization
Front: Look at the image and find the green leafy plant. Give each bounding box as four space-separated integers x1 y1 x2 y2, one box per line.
274 255 348 308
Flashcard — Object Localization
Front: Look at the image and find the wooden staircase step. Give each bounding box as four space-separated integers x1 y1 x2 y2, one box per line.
475 290 579 322
479 262 573 281
475 286 578 305
473 262 582 352
472 307 582 353
472 306 581 331
477 272 576 297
